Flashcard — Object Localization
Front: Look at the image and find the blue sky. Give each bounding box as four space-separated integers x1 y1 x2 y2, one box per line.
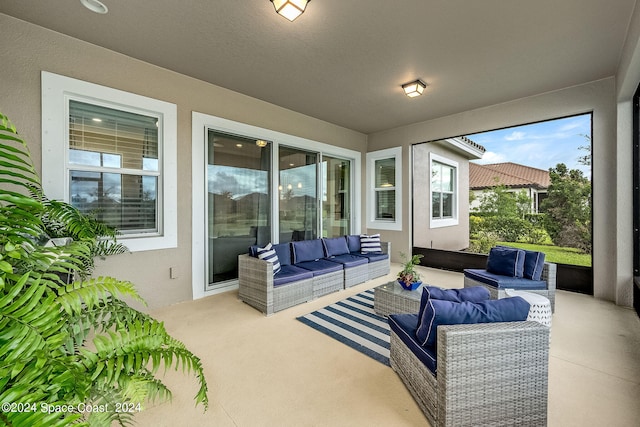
466 113 592 179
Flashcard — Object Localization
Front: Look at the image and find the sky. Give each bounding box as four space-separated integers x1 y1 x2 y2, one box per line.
466 113 592 179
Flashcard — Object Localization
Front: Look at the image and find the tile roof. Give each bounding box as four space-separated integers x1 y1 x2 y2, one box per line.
469 162 550 189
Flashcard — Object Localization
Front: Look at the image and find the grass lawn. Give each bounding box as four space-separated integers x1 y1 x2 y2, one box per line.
497 242 592 267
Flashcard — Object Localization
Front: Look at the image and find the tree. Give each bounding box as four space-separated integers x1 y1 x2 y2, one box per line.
540 163 592 253
577 134 591 167
475 183 518 216
475 183 531 219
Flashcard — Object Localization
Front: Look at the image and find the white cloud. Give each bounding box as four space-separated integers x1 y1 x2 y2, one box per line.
505 131 526 141
476 151 507 164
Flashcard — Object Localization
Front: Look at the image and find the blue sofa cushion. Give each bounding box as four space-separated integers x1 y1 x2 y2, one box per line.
416 297 530 348
274 264 314 286
346 234 361 252
523 250 546 281
354 251 388 262
360 234 382 253
388 313 437 375
327 253 368 268
296 259 343 276
322 236 350 256
463 268 547 290
256 243 281 274
486 246 525 277
272 243 292 266
416 286 491 330
292 239 326 263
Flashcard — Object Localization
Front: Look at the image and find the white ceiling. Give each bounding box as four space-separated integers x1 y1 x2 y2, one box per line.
1 0 637 134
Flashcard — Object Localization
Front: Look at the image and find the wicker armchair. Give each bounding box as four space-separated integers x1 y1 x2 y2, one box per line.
390 319 550 427
464 261 557 312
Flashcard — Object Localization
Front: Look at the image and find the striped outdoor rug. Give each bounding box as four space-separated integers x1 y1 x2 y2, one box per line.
297 289 391 366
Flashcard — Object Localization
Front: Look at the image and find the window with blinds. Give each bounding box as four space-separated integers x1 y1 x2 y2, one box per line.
68 100 160 234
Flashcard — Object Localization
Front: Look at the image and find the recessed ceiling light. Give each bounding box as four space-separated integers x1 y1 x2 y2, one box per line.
80 0 108 14
92 117 102 122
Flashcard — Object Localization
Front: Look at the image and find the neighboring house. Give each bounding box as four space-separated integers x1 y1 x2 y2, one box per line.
413 137 485 251
469 162 551 213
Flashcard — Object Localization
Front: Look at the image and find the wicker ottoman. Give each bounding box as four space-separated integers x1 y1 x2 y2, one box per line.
374 281 424 317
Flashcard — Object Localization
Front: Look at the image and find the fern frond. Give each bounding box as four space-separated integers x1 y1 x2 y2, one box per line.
82 319 209 410
56 277 145 316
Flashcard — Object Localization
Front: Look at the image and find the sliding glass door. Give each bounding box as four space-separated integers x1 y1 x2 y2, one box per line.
322 155 351 237
207 131 271 286
278 146 318 242
203 129 354 290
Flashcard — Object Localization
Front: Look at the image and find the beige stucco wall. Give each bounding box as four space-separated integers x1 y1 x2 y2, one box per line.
0 14 367 309
412 142 473 251
2 12 637 308
368 78 623 305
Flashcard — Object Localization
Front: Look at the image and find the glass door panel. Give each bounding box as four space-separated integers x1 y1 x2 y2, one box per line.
279 146 318 242
207 131 271 286
322 156 351 237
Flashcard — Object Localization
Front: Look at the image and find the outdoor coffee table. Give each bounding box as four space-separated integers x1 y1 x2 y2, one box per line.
374 281 425 317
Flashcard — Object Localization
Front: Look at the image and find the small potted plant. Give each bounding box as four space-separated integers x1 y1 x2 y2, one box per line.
397 252 424 290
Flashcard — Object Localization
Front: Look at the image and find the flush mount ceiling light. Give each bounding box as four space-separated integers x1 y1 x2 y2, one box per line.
270 0 310 22
80 0 108 14
256 139 268 147
402 80 427 98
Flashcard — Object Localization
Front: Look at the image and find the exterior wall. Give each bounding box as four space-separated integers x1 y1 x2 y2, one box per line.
0 14 367 310
368 78 620 304
470 187 544 213
412 143 472 251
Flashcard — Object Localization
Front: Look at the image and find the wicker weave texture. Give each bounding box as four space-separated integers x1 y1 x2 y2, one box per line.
368 241 391 280
391 321 550 427
344 263 369 288
374 284 422 317
238 254 313 316
464 262 556 312
312 270 344 298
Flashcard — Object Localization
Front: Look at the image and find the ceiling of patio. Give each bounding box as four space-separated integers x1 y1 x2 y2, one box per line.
1 0 636 134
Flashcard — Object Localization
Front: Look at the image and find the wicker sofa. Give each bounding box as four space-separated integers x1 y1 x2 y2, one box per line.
389 313 550 427
238 235 390 315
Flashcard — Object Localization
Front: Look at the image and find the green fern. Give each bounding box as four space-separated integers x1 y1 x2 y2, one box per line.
0 112 209 426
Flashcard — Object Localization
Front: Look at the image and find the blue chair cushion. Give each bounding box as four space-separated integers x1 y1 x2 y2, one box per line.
388 313 437 375
486 246 525 277
464 269 547 290
416 297 531 348
274 264 313 286
326 253 368 268
272 243 292 266
417 286 491 326
346 234 361 252
322 236 350 256
292 239 326 263
296 259 343 276
497 246 546 281
256 243 281 275
523 250 546 281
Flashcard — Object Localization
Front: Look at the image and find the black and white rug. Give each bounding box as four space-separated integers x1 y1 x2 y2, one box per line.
297 289 391 366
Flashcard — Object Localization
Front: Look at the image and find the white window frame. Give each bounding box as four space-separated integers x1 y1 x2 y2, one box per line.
41 71 177 252
366 147 402 231
429 152 459 228
191 112 361 300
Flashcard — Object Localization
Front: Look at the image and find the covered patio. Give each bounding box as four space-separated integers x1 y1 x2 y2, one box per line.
135 266 640 426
